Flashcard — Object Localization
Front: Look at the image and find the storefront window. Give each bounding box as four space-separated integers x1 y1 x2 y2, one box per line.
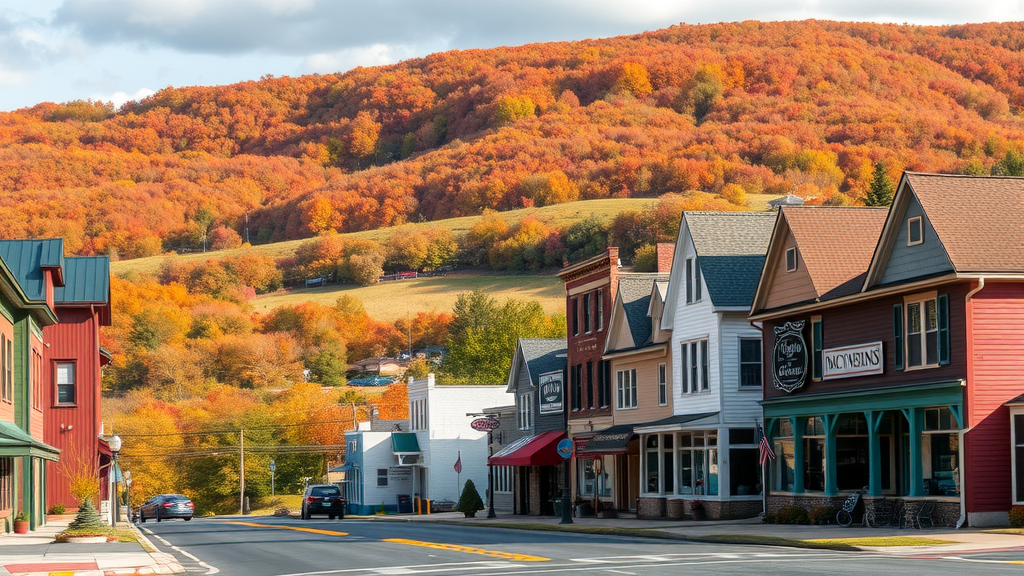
730 427 759 496
645 435 659 493
923 407 959 496
803 417 825 491
836 414 869 492
578 459 596 496
594 456 612 498
663 435 674 494
677 431 717 495
772 419 795 492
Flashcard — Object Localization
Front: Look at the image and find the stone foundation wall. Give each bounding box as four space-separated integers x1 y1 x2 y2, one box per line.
638 497 666 517
716 499 763 519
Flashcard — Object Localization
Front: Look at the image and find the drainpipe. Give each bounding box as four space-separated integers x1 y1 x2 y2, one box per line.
958 278 985 528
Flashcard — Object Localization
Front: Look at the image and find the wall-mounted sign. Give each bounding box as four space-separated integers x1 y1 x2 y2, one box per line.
823 342 883 380
470 418 500 431
557 438 574 459
772 320 808 394
388 466 412 482
539 371 564 414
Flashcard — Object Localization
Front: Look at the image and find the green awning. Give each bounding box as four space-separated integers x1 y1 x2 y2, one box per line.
0 420 60 461
761 380 963 419
391 432 421 454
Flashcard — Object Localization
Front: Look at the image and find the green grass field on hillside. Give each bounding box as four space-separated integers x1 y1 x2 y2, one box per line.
252 270 566 321
110 196 776 278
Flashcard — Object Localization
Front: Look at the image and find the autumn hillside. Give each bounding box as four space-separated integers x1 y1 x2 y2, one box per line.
3 20 1024 261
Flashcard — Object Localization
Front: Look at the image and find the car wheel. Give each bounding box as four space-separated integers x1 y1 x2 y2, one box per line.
301 506 308 520
140 512 146 524
184 516 193 521
156 510 162 522
338 513 344 520
329 514 335 520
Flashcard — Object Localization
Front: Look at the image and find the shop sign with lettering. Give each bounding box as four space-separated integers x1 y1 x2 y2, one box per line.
772 320 807 394
539 371 564 414
823 342 883 380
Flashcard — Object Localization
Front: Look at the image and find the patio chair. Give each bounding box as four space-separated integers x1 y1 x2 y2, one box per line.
865 498 892 528
915 500 935 529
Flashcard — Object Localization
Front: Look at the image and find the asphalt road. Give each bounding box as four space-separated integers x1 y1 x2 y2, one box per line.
138 516 1024 576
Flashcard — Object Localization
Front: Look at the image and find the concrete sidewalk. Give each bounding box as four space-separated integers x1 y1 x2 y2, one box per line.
0 520 183 576
360 510 1024 556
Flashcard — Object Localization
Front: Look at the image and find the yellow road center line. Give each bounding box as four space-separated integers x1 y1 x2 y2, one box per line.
382 538 549 561
224 520 349 536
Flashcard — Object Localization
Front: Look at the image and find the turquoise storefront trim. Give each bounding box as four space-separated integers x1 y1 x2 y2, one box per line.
762 380 964 498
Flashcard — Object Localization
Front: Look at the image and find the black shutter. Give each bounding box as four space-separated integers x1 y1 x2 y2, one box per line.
937 294 950 365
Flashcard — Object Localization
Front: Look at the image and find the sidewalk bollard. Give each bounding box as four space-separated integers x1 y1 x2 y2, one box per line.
425 499 431 514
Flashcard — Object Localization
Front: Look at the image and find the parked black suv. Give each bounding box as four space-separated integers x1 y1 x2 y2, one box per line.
301 484 345 520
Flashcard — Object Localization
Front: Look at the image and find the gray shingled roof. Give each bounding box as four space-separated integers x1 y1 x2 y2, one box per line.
618 274 668 347
55 257 110 304
684 212 777 307
0 239 64 303
519 338 567 385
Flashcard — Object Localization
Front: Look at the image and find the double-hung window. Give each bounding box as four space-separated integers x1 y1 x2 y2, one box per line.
897 292 949 370
680 339 709 393
518 393 534 430
658 363 667 405
55 361 76 405
685 258 702 304
616 369 637 409
738 338 762 388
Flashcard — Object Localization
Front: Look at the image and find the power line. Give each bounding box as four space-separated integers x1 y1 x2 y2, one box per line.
115 418 357 438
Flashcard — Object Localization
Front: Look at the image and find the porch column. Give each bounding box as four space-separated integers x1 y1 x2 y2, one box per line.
864 411 884 497
792 417 805 494
903 407 924 497
822 414 839 496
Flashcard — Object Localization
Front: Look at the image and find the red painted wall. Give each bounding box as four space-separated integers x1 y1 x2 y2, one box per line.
965 281 1024 513
563 249 617 421
43 306 103 509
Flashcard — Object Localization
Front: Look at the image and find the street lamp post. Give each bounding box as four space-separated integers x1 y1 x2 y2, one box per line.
109 435 122 527
486 429 496 519
124 470 133 523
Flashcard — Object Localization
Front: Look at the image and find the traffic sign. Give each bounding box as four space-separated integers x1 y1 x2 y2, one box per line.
557 438 573 459
269 460 276 472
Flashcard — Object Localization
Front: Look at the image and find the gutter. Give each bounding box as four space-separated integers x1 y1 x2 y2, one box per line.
958 278 984 529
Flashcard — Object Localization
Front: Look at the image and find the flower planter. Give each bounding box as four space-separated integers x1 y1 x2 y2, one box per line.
13 520 29 534
66 536 109 544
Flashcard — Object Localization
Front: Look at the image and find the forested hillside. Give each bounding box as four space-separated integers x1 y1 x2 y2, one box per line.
2 20 1024 260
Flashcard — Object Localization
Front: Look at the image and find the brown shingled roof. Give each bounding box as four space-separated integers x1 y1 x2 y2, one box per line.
905 173 1024 272
783 206 888 300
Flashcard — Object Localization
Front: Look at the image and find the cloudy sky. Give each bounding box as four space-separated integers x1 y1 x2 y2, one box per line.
0 0 1021 112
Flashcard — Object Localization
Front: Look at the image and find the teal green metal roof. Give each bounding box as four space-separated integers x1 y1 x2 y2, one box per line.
55 257 110 304
0 420 60 461
391 432 421 453
0 239 65 302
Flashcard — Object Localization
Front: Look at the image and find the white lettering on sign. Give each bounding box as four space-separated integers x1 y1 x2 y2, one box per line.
822 342 884 380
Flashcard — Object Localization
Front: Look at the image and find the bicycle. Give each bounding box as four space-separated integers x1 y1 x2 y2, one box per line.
835 492 860 526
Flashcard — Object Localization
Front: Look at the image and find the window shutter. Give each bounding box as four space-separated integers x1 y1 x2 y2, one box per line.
893 304 904 370
937 293 950 365
812 320 823 381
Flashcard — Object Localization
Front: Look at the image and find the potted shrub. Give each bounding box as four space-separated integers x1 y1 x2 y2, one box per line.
689 500 706 520
456 479 484 518
58 498 115 543
13 511 29 534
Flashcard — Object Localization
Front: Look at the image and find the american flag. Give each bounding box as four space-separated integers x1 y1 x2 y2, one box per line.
454 451 462 473
756 421 775 466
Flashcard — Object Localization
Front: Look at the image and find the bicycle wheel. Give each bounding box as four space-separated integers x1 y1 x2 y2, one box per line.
836 509 853 527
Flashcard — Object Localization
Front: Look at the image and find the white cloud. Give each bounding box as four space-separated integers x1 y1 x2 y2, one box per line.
303 44 439 74
92 87 156 108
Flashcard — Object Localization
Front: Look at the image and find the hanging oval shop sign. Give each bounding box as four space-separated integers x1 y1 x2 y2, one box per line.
470 418 500 431
772 320 808 394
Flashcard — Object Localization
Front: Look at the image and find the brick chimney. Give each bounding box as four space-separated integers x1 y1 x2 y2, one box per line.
656 243 675 274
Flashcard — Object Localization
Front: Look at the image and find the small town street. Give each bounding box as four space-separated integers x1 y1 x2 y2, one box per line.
132 517 1024 576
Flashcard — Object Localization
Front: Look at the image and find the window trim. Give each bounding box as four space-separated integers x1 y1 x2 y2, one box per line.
597 289 604 332
0 334 8 405
785 247 798 272
908 216 923 246
681 338 710 394
518 392 534 430
903 291 939 371
738 337 762 389
810 316 823 382
32 349 42 411
583 292 592 334
658 363 667 406
1012 408 1024 505
616 368 638 410
53 360 78 407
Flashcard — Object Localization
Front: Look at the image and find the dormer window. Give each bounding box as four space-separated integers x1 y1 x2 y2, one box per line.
685 257 702 304
785 247 798 272
908 216 923 246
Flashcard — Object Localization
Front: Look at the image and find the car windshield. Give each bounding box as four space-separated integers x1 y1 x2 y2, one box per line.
311 486 340 497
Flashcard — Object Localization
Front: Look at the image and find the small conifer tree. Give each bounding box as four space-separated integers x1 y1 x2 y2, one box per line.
456 479 484 517
865 162 895 207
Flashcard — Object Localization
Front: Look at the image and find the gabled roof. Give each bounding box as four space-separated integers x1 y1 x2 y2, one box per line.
55 256 110 304
606 273 667 352
506 338 567 392
751 206 888 315
0 239 65 302
865 173 1024 287
679 211 776 309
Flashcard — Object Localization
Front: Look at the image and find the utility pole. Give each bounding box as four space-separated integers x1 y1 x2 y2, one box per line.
239 429 245 515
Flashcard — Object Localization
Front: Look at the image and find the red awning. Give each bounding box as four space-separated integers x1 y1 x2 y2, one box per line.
489 430 566 467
